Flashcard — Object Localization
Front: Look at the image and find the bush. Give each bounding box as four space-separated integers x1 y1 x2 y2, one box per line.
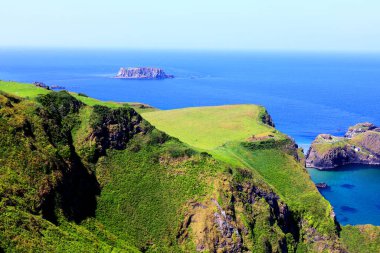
78 93 88 97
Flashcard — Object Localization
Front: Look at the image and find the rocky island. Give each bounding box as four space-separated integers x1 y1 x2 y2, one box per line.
115 67 174 79
306 122 380 169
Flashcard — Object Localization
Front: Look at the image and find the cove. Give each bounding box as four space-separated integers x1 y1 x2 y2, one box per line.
308 165 380 225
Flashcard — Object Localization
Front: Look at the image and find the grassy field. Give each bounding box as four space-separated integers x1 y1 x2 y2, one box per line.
0 80 50 98
341 225 380 253
1 81 376 252
143 104 280 150
143 105 337 236
0 80 144 110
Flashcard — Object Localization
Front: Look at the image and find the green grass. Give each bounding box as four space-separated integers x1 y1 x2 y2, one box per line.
225 144 335 233
312 140 348 155
0 80 50 98
0 80 125 109
143 105 337 236
341 225 380 253
71 93 124 108
143 104 279 150
94 141 220 250
1 81 378 252
0 91 139 252
0 206 139 252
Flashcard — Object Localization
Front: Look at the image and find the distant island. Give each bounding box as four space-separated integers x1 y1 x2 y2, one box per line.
306 122 380 169
115 67 174 79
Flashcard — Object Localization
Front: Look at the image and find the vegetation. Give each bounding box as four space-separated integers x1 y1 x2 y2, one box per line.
0 81 378 252
341 225 380 253
0 80 50 98
144 106 338 242
143 104 282 150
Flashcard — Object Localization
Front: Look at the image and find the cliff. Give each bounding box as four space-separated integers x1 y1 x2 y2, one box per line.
115 67 174 79
1 81 378 252
306 123 380 169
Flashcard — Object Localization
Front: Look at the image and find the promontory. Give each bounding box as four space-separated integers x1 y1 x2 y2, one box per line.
306 122 380 169
115 67 174 79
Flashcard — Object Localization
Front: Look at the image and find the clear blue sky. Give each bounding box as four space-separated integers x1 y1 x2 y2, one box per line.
1 0 380 51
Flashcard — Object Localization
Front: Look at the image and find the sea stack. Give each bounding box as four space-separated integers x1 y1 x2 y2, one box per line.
306 122 380 169
115 67 174 79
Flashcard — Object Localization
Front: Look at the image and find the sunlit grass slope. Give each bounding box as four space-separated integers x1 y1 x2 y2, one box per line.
143 104 280 150
0 80 125 109
0 80 50 98
143 105 337 236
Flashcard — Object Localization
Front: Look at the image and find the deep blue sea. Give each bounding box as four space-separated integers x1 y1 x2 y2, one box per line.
308 165 380 225
1 49 379 225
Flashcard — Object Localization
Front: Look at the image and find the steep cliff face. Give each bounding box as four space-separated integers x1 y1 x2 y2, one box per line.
306 123 380 169
260 108 275 127
115 67 174 79
177 170 346 253
177 177 297 252
84 105 150 162
0 86 364 252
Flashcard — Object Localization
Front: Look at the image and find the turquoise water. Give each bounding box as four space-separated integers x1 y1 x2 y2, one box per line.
1 49 379 224
308 165 380 225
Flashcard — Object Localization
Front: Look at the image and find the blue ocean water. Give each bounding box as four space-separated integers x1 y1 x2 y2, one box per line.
308 166 380 225
0 48 379 225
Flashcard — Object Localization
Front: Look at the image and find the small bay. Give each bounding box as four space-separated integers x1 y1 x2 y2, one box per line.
308 165 380 225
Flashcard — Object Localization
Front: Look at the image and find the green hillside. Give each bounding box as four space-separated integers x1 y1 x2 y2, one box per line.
142 104 281 150
0 81 378 252
142 106 339 248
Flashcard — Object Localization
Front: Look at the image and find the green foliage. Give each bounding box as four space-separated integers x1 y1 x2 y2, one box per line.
95 141 220 251
242 137 291 150
143 104 280 150
141 104 340 244
78 92 88 97
1 82 378 252
0 206 139 252
0 80 51 99
341 225 380 253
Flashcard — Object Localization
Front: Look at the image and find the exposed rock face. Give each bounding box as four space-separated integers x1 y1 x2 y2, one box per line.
115 67 174 79
344 122 377 139
177 179 296 252
177 175 344 253
86 106 149 162
306 123 380 169
260 109 275 127
315 183 329 189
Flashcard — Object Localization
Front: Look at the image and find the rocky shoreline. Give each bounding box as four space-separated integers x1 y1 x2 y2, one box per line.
306 123 380 169
115 67 174 79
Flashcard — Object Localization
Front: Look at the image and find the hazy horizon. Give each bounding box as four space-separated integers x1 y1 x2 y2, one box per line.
1 0 380 52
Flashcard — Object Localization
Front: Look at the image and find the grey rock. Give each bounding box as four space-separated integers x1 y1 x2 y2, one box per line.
115 67 174 79
306 123 380 169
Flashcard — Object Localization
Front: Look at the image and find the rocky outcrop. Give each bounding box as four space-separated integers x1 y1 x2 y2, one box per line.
306 123 380 169
115 67 174 79
344 122 378 138
177 179 296 252
315 183 329 189
260 109 275 127
177 174 345 253
84 105 151 162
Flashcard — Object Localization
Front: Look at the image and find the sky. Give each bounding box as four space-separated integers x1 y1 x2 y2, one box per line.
1 0 380 52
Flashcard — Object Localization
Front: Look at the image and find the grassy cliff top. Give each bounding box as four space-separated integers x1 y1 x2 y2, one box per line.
142 104 281 150
310 130 380 156
2 80 377 252
142 104 339 238
0 80 121 107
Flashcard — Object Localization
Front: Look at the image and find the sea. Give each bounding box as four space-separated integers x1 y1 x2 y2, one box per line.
1 48 379 225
